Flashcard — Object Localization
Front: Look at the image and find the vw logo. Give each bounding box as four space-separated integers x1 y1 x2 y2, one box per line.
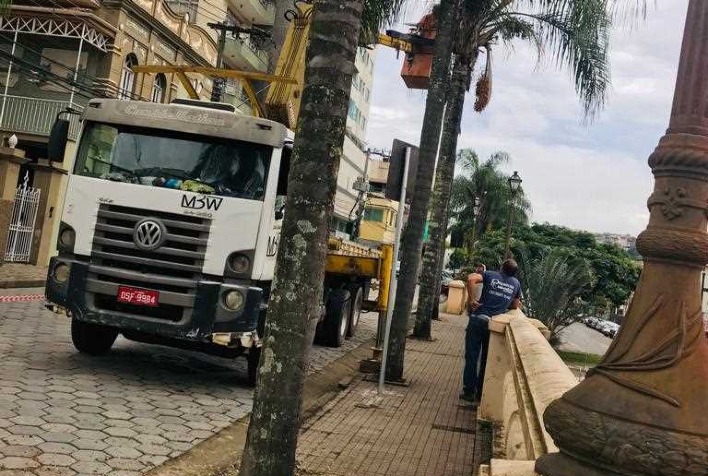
133 219 165 251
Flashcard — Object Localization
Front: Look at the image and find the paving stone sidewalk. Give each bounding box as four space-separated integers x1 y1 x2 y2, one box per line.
0 299 378 475
0 264 47 289
297 313 477 476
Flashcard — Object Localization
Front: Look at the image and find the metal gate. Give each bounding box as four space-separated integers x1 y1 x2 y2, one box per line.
4 175 41 263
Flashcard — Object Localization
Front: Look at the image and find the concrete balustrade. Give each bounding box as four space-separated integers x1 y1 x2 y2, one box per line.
476 310 576 476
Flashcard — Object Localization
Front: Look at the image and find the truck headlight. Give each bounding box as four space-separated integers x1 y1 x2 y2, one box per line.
59 228 75 247
228 253 250 274
223 290 245 311
57 223 75 252
52 262 71 284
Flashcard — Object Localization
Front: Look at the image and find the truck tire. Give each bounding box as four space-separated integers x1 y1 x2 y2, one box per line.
71 319 118 355
347 286 363 338
323 289 351 347
247 347 261 386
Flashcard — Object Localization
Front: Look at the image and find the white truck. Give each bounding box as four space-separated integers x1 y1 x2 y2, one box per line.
45 98 388 382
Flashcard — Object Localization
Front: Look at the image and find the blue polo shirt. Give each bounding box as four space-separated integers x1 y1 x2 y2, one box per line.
475 270 521 317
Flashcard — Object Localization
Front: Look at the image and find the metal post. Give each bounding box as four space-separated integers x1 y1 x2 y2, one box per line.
378 146 410 394
0 30 19 128
503 195 513 259
69 36 84 107
210 24 228 103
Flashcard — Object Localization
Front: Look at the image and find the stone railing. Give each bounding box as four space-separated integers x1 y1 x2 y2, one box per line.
476 310 578 476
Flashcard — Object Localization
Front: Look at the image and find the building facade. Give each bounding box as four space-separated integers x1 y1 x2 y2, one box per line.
330 47 376 239
0 0 375 264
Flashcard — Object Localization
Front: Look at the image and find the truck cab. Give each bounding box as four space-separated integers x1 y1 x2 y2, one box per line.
46 99 294 381
46 98 384 383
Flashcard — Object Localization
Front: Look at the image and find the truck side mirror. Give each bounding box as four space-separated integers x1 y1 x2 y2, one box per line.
47 116 70 162
276 143 292 196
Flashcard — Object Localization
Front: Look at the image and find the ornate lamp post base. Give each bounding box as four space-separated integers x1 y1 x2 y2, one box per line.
536 2 708 475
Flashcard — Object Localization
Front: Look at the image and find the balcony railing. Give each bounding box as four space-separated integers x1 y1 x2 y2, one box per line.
0 95 83 140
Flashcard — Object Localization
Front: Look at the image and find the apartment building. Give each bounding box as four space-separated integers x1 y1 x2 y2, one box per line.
331 47 376 239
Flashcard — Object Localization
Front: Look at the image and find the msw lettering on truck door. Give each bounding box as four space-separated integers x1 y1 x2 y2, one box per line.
181 194 223 211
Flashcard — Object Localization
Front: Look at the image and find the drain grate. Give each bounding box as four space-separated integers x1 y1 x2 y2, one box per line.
472 419 494 476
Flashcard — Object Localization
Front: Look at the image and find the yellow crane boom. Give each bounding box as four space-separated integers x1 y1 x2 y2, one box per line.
132 3 426 129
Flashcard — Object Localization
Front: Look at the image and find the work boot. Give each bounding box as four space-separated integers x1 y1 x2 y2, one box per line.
459 391 478 405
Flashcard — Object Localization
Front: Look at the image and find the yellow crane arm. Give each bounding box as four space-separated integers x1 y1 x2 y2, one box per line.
377 33 413 53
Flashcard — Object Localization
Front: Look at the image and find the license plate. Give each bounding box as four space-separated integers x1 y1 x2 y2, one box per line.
117 286 159 307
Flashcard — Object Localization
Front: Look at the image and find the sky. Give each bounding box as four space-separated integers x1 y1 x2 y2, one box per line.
364 1 689 236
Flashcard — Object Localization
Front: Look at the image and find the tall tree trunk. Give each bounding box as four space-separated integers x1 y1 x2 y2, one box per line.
413 52 472 338
385 0 459 381
238 1 363 475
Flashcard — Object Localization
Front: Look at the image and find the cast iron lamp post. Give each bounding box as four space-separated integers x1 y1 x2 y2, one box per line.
504 171 522 259
536 2 708 475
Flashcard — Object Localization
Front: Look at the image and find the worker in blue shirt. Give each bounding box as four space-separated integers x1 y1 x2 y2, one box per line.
462 259 522 404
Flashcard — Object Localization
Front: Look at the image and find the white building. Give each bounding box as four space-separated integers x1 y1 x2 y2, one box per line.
331 47 376 238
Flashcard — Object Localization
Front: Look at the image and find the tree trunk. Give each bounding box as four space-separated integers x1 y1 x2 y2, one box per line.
385 0 459 381
413 52 472 338
238 1 363 475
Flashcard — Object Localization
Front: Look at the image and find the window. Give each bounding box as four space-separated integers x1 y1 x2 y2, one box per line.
151 73 167 103
165 0 199 21
348 101 359 121
119 53 138 100
363 207 384 222
74 121 273 201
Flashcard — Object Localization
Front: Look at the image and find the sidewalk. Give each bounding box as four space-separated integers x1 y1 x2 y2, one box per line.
297 313 477 476
0 262 47 288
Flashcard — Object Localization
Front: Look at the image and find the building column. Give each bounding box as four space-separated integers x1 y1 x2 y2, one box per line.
0 147 25 266
28 159 67 266
536 2 708 475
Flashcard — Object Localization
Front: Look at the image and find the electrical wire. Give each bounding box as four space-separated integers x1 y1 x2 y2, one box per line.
0 32 145 100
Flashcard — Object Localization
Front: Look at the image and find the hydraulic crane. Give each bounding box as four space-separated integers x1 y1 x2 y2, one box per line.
131 4 436 129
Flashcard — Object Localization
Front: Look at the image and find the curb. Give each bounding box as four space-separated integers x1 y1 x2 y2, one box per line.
145 340 374 476
0 279 45 289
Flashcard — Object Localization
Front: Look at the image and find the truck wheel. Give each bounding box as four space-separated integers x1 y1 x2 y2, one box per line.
71 319 118 355
247 347 261 386
324 290 351 347
347 287 363 338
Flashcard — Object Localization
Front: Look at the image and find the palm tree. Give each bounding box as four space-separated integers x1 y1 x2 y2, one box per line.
450 150 531 253
405 0 626 343
518 247 594 341
238 0 403 474
384 0 460 381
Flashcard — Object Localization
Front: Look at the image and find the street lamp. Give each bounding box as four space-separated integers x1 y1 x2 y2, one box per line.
504 171 522 258
466 194 483 255
536 2 708 475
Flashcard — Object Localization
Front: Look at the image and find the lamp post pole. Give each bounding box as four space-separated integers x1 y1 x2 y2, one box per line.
504 171 522 259
536 2 708 475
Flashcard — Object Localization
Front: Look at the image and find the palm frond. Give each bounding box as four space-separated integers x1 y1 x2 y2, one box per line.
359 0 408 45
510 2 611 118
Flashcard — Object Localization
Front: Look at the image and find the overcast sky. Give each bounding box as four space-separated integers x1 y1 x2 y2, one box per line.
365 1 688 236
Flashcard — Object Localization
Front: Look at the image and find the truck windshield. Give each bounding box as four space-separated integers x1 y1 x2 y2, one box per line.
73 121 272 201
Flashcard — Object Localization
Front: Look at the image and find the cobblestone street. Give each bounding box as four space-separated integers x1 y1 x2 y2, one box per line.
0 295 377 475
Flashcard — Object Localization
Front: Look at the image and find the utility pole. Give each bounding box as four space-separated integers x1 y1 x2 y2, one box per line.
207 23 270 103
208 22 228 102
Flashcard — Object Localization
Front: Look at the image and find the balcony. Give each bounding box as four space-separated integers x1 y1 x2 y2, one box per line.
228 0 275 26
223 36 269 72
0 95 83 140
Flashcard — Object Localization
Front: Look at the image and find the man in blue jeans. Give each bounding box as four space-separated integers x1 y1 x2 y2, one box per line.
461 259 522 404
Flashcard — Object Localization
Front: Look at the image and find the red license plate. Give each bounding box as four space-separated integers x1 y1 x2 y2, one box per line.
117 286 159 307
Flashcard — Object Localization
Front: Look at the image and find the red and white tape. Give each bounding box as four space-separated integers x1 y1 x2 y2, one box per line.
0 294 45 303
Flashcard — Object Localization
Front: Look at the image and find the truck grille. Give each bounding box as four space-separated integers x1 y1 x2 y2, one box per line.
88 204 210 322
